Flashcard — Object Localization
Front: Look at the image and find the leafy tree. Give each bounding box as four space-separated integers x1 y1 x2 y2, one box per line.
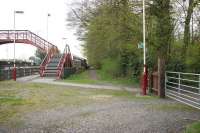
149 0 173 97
185 43 200 73
68 0 142 77
67 0 200 94
35 48 46 63
183 0 200 48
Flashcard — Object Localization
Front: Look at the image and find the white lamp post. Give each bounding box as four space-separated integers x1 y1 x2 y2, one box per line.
143 0 146 67
46 13 51 40
13 10 24 81
142 0 147 95
46 13 51 52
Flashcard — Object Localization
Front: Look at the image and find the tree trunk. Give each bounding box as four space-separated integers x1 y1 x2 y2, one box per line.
158 56 166 98
183 0 194 49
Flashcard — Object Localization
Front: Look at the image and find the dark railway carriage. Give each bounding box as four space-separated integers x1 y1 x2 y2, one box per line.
72 56 88 70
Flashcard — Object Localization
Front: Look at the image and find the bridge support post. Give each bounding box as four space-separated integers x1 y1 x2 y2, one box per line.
13 66 16 81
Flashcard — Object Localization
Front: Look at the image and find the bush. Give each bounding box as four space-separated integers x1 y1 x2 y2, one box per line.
101 58 121 77
185 122 200 133
185 44 200 73
166 41 186 72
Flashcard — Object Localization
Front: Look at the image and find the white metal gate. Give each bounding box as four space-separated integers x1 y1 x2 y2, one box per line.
165 71 200 109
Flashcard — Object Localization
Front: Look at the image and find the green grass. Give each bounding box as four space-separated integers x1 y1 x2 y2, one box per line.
97 70 139 87
149 103 198 112
64 70 139 87
0 96 26 106
64 71 100 84
185 122 200 133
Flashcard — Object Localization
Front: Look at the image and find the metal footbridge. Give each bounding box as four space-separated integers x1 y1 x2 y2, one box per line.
0 30 72 79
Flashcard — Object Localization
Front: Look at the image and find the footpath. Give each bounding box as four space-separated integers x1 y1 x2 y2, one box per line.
17 75 139 93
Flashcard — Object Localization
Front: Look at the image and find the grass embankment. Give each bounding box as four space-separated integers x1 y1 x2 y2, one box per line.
0 81 142 124
64 70 99 84
185 122 200 133
148 104 198 112
64 70 139 87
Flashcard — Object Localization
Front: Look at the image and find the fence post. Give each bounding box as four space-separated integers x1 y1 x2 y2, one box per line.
178 73 181 95
24 68 25 76
8 69 10 79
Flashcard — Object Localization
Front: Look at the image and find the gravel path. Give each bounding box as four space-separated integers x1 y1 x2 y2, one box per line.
88 69 99 80
8 76 200 133
23 77 137 92
1 98 200 133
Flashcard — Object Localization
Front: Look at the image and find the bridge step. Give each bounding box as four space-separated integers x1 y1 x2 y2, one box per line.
42 54 63 78
46 65 58 69
43 73 57 77
43 69 58 72
47 64 59 67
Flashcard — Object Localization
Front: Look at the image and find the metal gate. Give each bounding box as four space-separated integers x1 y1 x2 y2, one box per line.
165 71 200 109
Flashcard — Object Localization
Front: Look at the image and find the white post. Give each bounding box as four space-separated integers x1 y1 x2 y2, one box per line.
46 13 50 52
8 69 10 79
141 0 147 95
178 73 181 94
46 15 49 41
6 45 9 62
143 0 146 69
13 10 24 81
14 11 16 68
24 68 25 76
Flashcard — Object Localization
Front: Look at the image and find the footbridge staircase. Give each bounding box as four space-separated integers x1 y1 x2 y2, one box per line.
40 45 72 79
0 30 73 79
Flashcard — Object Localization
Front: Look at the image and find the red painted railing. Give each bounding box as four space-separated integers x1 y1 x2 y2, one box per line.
0 30 58 52
0 30 59 77
40 50 54 77
57 45 72 79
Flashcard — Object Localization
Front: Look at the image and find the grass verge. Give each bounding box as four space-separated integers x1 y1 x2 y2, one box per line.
64 71 100 84
148 103 198 112
97 70 139 87
64 70 139 87
185 122 200 133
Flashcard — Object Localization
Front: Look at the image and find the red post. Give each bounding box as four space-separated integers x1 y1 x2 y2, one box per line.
13 66 16 81
141 65 148 95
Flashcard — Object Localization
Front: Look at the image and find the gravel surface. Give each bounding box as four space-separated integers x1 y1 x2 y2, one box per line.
2 76 199 133
1 98 200 133
88 69 99 80
29 77 137 92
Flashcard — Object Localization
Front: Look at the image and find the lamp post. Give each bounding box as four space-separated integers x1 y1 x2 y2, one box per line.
62 37 67 45
13 10 24 81
142 0 147 95
46 13 51 52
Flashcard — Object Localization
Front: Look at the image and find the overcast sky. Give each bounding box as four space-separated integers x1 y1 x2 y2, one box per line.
0 0 83 60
